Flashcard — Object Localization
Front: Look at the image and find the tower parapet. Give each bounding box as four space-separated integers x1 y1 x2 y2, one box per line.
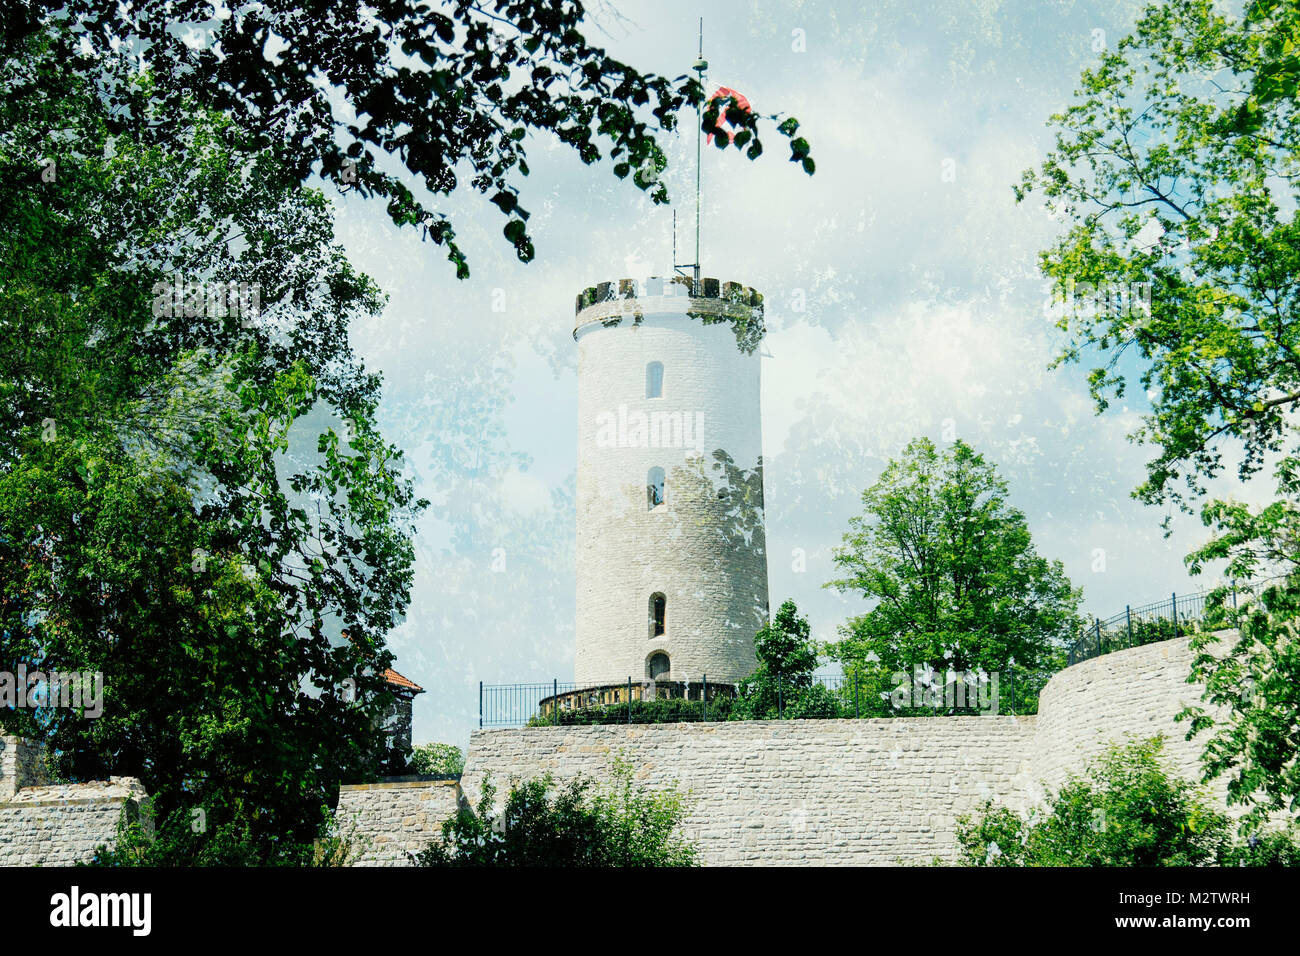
573 276 768 687
575 277 764 354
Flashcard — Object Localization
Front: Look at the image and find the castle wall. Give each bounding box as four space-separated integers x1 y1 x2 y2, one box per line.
0 636 1251 866
1028 632 1233 807
462 635 1241 866
0 739 150 866
463 717 1035 864
575 296 767 686
336 778 462 866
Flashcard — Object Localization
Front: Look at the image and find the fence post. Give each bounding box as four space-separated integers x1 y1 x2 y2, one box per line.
854 672 860 718
1094 618 1102 658
1172 592 1178 637
479 681 483 729
627 676 632 724
702 673 708 722
553 678 559 726
1126 605 1133 647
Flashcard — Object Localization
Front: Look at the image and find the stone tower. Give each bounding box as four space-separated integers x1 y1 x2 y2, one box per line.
573 276 768 687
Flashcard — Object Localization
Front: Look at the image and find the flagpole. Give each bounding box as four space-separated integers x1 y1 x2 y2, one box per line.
694 17 705 284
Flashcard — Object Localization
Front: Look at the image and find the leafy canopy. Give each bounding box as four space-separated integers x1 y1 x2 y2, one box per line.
826 438 1080 715
727 599 842 720
3 1 814 278
0 33 423 858
956 736 1300 867
1020 0 1300 831
418 759 699 867
410 742 466 777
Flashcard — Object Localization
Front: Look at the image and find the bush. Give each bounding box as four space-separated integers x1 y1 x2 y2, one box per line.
417 759 699 866
410 743 465 776
955 736 1300 867
86 800 353 867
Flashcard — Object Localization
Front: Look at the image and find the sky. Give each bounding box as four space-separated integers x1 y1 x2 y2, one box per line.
319 0 1264 751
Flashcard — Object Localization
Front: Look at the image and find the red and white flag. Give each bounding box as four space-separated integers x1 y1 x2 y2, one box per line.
707 86 753 145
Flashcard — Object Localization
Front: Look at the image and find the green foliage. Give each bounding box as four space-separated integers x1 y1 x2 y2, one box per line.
1022 0 1300 831
528 696 728 726
729 600 836 720
956 737 1298 866
86 801 354 867
0 34 422 857
410 743 466 777
4 2 812 279
826 438 1082 716
1019 0 1300 516
417 759 699 867
1179 575 1300 828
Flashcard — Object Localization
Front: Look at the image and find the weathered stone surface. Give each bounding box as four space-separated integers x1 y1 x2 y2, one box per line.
575 295 767 686
0 738 149 867
0 635 1252 866
336 779 462 866
463 635 1240 866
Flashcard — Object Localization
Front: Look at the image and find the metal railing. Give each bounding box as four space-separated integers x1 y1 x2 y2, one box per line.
479 579 1288 728
478 666 1050 728
1065 577 1281 666
480 677 734 728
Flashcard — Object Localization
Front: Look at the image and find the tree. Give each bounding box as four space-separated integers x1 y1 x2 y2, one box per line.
955 736 1300 867
3 1 813 280
826 438 1080 715
417 760 699 866
1017 0 1300 827
728 599 839 720
410 743 466 777
1016 0 1300 514
0 33 422 859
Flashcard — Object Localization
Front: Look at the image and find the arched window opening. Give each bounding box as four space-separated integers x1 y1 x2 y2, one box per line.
646 361 664 399
648 652 670 680
649 593 666 638
647 466 665 510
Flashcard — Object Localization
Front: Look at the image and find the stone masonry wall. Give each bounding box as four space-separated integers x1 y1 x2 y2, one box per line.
1028 633 1231 807
0 735 50 800
463 717 1037 865
463 635 1242 866
575 302 767 686
336 778 463 866
0 764 150 867
0 634 1250 866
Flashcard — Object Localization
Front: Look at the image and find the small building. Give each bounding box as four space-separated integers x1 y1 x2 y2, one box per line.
381 667 424 755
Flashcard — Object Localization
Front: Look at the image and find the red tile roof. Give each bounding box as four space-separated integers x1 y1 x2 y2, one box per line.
383 667 424 694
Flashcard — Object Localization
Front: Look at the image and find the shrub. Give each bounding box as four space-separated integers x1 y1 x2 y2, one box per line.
410 743 465 776
86 800 353 867
955 736 1299 866
527 695 730 726
417 758 699 866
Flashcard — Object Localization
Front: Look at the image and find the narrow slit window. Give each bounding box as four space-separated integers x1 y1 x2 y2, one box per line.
647 466 665 509
650 594 666 638
646 361 664 399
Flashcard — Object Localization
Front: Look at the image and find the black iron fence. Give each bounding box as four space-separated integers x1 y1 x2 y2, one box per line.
479 665 1051 728
1065 578 1281 666
480 677 734 728
480 579 1287 729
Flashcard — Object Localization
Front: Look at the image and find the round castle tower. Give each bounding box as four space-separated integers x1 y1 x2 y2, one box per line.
573 275 769 687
